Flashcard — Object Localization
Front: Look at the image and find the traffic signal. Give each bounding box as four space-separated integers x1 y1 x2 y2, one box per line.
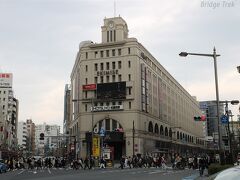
194 115 206 121
39 133 44 140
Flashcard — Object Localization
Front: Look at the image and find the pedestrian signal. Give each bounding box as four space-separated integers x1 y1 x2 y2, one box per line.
40 133 44 140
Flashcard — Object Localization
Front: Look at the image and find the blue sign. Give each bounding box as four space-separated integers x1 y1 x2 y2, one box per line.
221 115 229 124
100 127 105 137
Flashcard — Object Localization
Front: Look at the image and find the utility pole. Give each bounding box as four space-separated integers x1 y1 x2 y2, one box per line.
133 120 135 156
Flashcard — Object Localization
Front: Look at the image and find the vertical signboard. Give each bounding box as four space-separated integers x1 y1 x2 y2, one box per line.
92 135 100 157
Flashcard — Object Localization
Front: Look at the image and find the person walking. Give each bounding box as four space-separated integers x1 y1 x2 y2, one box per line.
84 157 90 170
199 156 206 177
100 157 106 169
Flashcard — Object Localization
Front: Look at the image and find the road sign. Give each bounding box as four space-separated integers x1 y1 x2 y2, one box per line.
221 115 229 124
100 127 105 137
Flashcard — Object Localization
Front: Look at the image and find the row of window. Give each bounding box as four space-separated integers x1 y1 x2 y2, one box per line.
0 90 7 94
85 47 131 59
85 61 131 72
0 97 6 101
147 122 203 145
91 74 131 84
107 30 116 42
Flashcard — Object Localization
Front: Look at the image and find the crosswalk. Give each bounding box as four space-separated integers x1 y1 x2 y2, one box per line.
14 167 194 177
100 167 192 176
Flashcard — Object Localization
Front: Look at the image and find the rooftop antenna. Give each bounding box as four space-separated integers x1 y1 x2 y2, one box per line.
114 1 116 17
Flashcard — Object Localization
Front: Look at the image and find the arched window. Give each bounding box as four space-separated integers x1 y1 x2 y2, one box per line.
169 128 172 138
148 121 153 133
177 131 179 139
165 127 168 136
160 125 164 135
154 124 159 134
180 132 182 139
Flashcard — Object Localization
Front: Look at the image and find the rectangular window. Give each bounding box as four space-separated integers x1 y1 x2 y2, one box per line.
112 120 117 130
118 61 122 69
106 119 110 131
100 76 104 83
112 102 116 105
106 62 109 70
100 63 104 70
94 77 98 84
85 91 88 98
118 101 122 105
128 74 131 81
95 51 98 58
86 52 88 59
128 87 132 95
107 31 109 42
110 31 112 42
3 105 5 110
112 49 115 56
100 51 104 57
85 78 88 84
94 63 98 71
129 102 132 109
85 65 88 72
106 50 109 57
114 30 116 41
85 104 88 112
118 74 122 82
128 47 131 54
128 61 131 68
112 75 116 82
112 62 115 69
106 76 110 83
118 49 121 56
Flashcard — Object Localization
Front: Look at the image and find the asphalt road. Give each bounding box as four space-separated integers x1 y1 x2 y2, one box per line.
0 167 205 180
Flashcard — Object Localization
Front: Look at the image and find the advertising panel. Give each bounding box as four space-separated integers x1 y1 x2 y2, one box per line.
97 82 126 99
0 73 12 87
82 84 96 90
92 135 100 157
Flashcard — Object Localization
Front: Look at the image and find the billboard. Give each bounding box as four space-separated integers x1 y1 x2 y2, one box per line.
92 135 100 157
97 82 126 99
0 73 12 87
82 84 96 90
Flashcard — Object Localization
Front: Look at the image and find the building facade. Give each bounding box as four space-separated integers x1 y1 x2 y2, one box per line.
35 123 60 156
199 101 227 150
26 119 36 156
17 121 27 153
63 84 71 135
69 17 205 160
0 73 19 156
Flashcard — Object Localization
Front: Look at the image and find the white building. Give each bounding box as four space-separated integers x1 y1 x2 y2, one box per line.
0 73 18 153
69 16 205 160
17 121 27 150
35 123 60 156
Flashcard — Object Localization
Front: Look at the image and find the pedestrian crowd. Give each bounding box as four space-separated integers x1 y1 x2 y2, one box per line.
0 153 215 177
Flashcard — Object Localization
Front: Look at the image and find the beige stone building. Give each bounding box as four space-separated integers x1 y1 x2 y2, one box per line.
69 16 205 160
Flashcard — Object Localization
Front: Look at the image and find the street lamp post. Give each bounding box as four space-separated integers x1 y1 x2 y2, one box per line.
179 47 222 161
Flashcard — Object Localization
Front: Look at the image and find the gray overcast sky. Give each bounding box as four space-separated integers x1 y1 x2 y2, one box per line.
1 0 240 130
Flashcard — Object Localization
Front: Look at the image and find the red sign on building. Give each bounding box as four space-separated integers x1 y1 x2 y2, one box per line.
82 84 96 90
